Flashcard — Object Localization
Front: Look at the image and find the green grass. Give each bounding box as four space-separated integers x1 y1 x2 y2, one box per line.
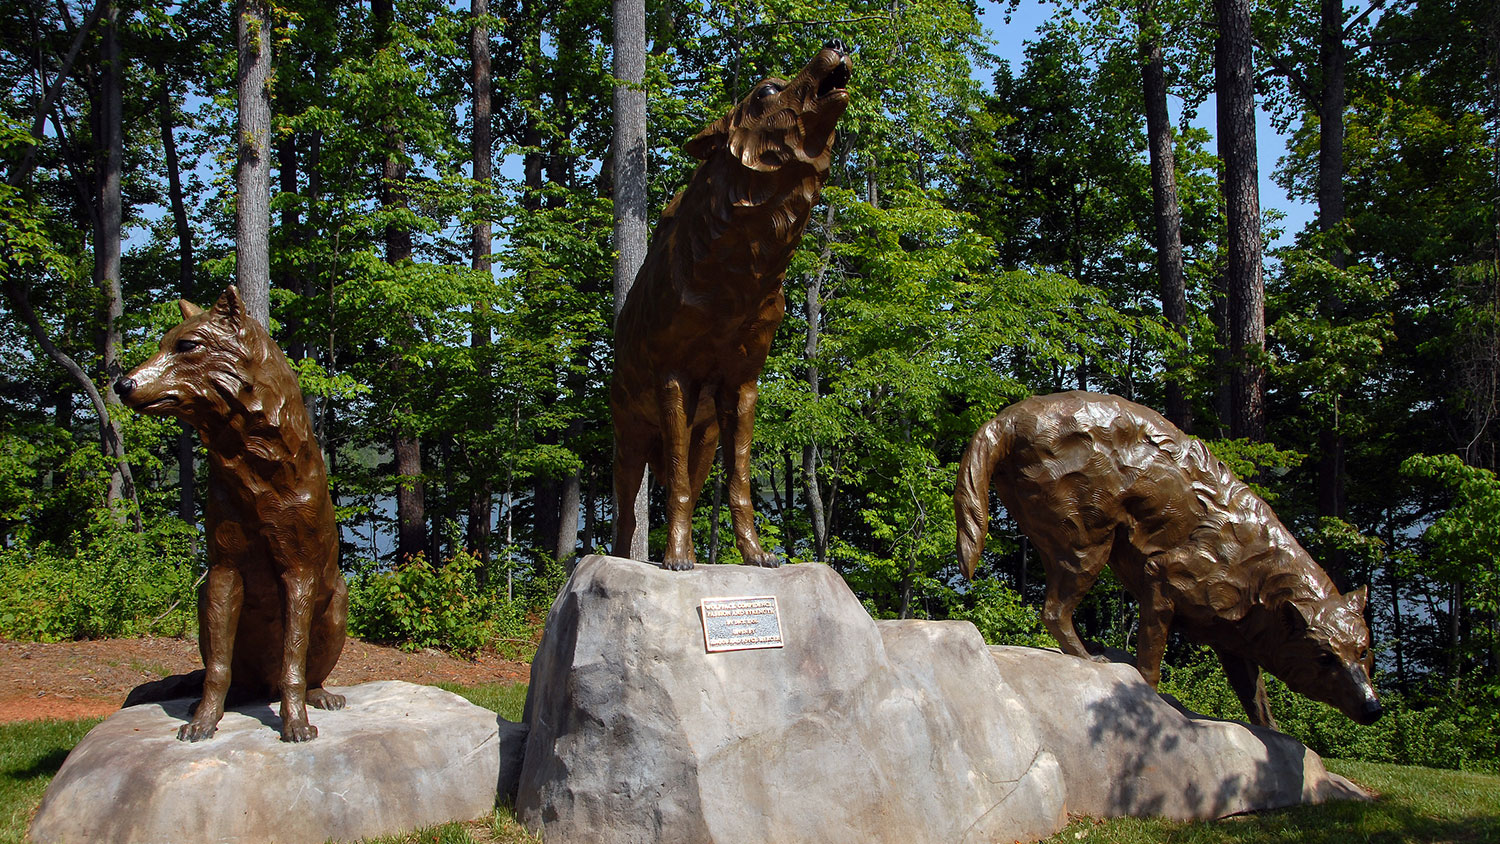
5 693 1497 844
0 717 103 844
436 681 528 723
1036 759 1500 844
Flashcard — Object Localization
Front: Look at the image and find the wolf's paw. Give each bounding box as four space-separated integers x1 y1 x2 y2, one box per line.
308 688 345 711
280 718 318 743
661 555 696 571
745 551 782 568
177 716 219 742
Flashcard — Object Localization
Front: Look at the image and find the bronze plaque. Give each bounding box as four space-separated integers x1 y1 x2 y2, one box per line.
701 596 784 652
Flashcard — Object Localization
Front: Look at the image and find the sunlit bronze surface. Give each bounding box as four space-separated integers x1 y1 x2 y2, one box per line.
115 285 347 742
955 391 1382 728
611 41 852 570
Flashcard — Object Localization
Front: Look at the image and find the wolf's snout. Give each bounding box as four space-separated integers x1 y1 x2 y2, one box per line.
1359 697 1383 724
824 38 847 55
114 377 136 397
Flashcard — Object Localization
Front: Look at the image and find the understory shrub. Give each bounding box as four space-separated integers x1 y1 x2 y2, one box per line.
1159 646 1499 773
346 550 547 658
0 510 199 641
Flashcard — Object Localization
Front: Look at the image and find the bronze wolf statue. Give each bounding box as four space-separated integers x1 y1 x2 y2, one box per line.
116 285 347 742
955 391 1382 729
611 40 851 569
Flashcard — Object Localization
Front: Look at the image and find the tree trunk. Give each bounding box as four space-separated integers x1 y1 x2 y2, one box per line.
612 0 649 560
95 3 138 524
394 435 426 561
1315 0 1350 587
1142 37 1192 433
374 0 425 560
1215 0 1265 441
236 0 272 328
466 0 495 565
160 79 197 535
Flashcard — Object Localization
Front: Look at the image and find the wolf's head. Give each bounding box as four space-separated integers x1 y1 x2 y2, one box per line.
1266 586 1383 725
684 39 852 174
115 285 291 432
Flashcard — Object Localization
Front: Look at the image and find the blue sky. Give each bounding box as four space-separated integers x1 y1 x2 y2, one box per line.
977 0 1314 248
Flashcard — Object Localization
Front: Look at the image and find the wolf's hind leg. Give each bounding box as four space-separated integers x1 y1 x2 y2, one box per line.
1041 542 1110 661
307 687 346 711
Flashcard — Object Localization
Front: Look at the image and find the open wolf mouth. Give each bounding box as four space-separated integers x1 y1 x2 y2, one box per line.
818 61 851 100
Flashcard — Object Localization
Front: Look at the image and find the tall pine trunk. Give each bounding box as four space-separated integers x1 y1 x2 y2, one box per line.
1143 37 1192 432
96 2 138 524
466 0 495 565
612 0 649 560
160 79 197 533
374 0 426 561
235 0 272 328
1315 0 1351 587
1215 0 1265 441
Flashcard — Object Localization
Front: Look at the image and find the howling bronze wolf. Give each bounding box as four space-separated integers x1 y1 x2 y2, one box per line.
116 286 347 742
955 391 1382 729
611 40 851 569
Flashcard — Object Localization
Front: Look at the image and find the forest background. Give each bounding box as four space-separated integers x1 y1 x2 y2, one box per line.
1 0 1497 772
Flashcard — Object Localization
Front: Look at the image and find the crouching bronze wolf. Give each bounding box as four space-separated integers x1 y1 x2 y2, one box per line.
955 391 1382 729
116 285 347 742
611 41 852 569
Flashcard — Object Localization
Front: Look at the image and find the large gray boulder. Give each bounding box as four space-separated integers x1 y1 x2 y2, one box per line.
517 554 1067 844
30 680 526 844
520 555 1367 843
988 646 1368 820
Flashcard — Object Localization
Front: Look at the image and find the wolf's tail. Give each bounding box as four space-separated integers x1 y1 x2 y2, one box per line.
955 412 1015 580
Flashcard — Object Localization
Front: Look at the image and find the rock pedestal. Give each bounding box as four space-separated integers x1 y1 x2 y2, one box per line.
518 555 1066 844
518 555 1366 843
987 646 1367 820
29 680 527 844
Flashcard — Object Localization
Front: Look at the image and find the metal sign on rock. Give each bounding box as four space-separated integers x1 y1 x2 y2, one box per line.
700 595 784 652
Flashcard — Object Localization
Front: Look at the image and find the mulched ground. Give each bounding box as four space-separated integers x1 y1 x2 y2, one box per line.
0 636 530 723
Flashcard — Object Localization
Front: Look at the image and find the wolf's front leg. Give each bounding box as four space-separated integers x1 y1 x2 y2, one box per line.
277 566 317 742
659 377 698 570
719 380 778 567
180 564 243 741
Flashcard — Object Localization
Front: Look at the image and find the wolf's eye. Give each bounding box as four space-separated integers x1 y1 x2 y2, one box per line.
756 83 781 100
175 339 201 353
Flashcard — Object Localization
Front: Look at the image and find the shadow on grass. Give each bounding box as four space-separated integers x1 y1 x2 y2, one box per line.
3 749 70 784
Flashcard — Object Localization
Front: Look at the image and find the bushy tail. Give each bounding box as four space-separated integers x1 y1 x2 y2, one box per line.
955 414 1014 580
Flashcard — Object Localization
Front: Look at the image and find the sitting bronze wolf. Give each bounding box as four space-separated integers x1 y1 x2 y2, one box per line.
611 40 851 569
955 391 1382 729
116 286 347 742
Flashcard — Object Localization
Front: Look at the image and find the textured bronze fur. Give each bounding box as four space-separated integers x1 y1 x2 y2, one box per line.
115 286 347 742
955 391 1382 728
611 42 851 569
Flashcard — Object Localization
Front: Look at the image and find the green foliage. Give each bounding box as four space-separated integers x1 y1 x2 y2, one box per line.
0 510 199 642
350 551 499 656
347 551 549 659
945 579 1055 648
1160 647 1499 773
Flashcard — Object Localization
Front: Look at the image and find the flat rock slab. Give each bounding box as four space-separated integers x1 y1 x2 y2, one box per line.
30 680 527 844
517 555 1066 844
988 646 1369 820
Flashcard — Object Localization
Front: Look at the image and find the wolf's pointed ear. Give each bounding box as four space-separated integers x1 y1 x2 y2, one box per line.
178 299 204 320
210 285 245 328
1345 585 1369 615
1280 600 1311 632
685 113 733 161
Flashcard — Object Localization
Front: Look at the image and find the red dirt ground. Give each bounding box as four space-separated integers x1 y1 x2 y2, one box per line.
0 637 530 723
